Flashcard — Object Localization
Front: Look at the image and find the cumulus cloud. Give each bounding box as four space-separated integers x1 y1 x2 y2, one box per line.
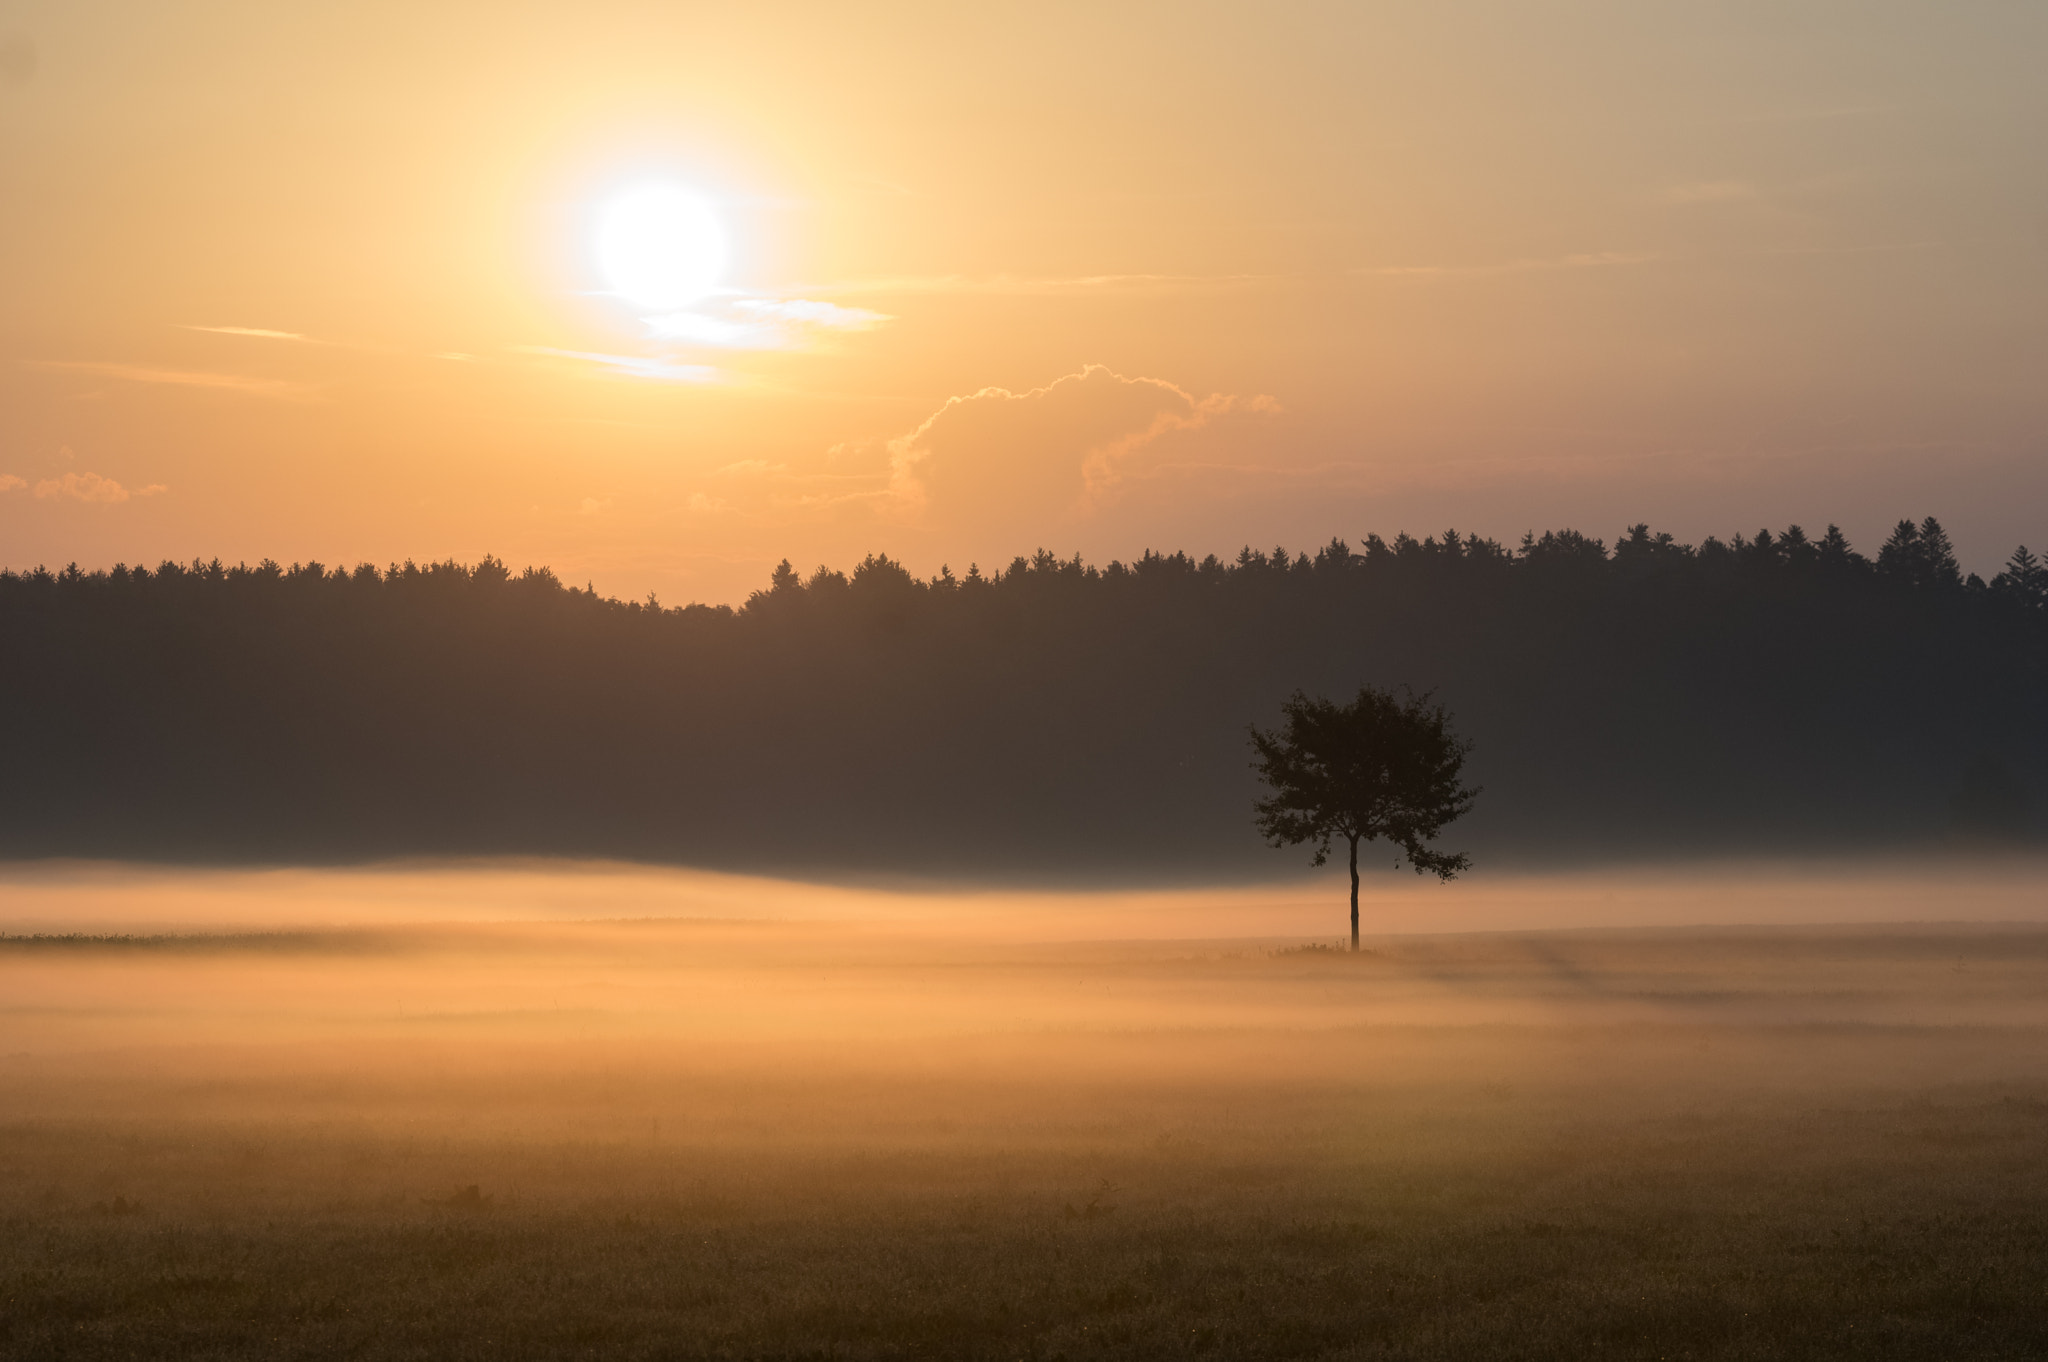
884 364 1279 527
34 471 165 503
0 474 25 492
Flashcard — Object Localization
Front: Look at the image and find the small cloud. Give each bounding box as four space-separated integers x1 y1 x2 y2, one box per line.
643 297 894 351
0 474 25 492
732 298 891 331
644 312 776 348
882 363 1281 525
517 347 719 384
435 351 478 362
34 471 163 503
580 497 613 515
1664 181 1757 205
26 360 314 400
687 492 729 513
181 325 307 341
793 273 1266 298
716 459 785 477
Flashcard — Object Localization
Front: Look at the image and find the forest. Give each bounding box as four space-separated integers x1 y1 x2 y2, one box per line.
1 517 2043 876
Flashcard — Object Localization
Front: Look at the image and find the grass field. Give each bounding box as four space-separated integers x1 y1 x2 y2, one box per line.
4 885 2048 1359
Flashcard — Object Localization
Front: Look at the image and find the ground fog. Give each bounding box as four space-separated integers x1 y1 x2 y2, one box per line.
3 862 2048 1360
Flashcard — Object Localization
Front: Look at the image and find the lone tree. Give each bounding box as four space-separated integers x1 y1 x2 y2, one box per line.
1250 686 1479 951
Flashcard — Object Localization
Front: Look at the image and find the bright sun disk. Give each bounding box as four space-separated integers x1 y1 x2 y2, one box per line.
595 184 727 312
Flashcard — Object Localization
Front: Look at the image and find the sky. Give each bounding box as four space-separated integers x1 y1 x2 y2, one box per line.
1 1 2044 605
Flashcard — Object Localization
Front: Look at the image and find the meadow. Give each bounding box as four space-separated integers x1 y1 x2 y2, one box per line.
3 865 2048 1359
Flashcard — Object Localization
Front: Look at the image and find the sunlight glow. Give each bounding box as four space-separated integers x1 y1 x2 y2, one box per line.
594 184 727 311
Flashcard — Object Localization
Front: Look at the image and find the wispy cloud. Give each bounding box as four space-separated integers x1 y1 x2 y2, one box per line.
644 297 894 351
181 325 307 341
642 312 776 349
515 347 719 384
735 298 891 330
791 272 1270 298
1352 252 1661 279
34 471 165 503
25 360 314 399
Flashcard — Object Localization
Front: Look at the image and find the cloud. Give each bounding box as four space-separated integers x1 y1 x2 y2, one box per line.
34 471 165 503
579 497 613 515
883 364 1280 526
733 299 890 330
182 325 307 340
516 348 719 384
25 360 313 399
795 272 1267 299
687 492 729 513
0 474 25 492
643 312 774 348
643 297 893 351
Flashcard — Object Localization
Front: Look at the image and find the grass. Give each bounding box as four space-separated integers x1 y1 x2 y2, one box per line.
3 918 2048 1358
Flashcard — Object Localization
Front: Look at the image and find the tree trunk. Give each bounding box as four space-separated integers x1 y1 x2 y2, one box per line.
1349 836 1360 952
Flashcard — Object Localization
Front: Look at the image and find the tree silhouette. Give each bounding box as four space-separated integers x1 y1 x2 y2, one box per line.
1878 516 1963 590
1 516 2041 872
1249 687 1479 952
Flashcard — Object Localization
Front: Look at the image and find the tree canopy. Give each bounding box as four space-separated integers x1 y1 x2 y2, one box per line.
1251 687 1478 948
1251 687 1477 880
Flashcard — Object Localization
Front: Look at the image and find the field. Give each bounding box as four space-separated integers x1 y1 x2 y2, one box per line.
3 864 2048 1359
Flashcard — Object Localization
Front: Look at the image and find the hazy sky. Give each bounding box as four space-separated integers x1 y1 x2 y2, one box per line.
2 1 2043 603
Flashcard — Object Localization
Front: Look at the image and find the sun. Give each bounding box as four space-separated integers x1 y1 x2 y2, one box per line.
594 184 727 312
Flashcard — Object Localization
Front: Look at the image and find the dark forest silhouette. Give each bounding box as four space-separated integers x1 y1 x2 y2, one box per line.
2 517 2043 876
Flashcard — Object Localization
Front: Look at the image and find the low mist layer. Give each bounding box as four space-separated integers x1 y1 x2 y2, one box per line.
5 865 2048 1358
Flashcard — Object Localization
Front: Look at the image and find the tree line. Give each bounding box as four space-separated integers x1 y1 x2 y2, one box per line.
1 517 2041 875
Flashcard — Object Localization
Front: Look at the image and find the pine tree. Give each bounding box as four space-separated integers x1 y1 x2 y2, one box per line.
1993 546 2047 609
1919 517 1963 589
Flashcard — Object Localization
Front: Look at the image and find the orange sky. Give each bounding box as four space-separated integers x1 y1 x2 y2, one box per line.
2 2 2044 604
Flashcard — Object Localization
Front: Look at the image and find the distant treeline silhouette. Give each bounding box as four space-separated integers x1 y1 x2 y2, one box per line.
3 517 2043 876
